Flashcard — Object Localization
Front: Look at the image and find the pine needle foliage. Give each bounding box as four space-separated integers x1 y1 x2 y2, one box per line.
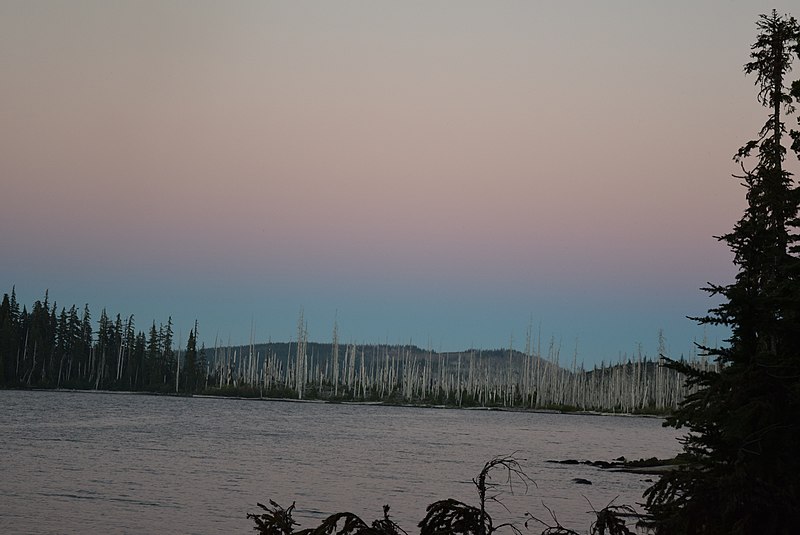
249 500 301 535
248 501 408 535
588 503 636 535
418 499 488 535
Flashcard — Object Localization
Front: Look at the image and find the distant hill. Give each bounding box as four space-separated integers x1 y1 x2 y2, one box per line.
202 341 557 373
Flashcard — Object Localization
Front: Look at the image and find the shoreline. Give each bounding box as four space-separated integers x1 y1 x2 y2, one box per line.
3 386 668 419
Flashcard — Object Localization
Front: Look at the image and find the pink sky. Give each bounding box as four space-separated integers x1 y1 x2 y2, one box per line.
2 1 799 362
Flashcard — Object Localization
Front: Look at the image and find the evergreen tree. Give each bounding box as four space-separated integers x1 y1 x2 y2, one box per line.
79 304 92 384
56 307 68 387
197 342 208 391
4 286 22 384
132 331 147 389
23 295 53 386
9 287 19 322
65 305 81 386
61 305 82 384
645 11 800 534
106 314 124 388
182 321 199 393
162 317 175 387
122 314 135 387
95 309 111 389
146 321 161 387
110 313 123 387
0 293 12 384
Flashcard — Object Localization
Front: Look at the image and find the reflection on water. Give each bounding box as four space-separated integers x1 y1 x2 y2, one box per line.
0 390 683 534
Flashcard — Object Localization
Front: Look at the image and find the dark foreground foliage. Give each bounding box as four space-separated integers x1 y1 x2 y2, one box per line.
248 456 641 535
248 501 407 535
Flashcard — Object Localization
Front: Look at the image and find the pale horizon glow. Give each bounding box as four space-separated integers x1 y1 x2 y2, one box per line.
3 1 799 364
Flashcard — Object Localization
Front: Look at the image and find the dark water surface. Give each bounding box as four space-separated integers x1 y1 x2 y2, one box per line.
0 390 682 534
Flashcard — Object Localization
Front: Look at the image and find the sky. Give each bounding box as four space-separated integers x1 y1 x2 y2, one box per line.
2 1 800 366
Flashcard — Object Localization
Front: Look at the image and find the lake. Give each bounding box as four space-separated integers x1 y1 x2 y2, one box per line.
0 390 683 534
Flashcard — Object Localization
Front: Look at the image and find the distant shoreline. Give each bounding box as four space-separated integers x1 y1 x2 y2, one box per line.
3 386 668 419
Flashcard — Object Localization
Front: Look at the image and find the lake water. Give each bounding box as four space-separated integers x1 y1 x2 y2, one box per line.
0 390 683 534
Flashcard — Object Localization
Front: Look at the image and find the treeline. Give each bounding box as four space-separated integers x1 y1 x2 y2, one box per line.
0 287 205 393
0 287 708 412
